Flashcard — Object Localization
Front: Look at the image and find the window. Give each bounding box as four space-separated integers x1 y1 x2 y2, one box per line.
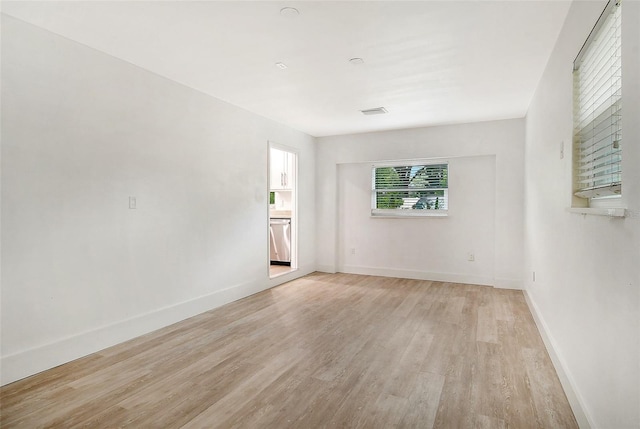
372 162 448 217
573 0 622 201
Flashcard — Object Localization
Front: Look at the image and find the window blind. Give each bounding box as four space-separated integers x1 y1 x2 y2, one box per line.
372 163 448 215
573 0 622 199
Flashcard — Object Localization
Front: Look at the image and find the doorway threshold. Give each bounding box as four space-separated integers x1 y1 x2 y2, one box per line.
270 264 295 278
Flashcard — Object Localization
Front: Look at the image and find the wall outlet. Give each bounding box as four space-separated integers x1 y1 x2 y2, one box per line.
467 253 475 262
129 196 137 209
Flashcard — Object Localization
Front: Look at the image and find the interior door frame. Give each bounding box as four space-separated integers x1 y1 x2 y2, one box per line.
267 141 298 278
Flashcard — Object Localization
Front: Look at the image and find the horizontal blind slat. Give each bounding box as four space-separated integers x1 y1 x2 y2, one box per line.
578 161 622 177
578 129 621 154
578 152 621 171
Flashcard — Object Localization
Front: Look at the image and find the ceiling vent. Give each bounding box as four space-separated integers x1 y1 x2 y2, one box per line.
360 107 388 115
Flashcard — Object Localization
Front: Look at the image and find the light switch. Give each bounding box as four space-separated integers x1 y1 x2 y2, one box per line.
129 197 137 209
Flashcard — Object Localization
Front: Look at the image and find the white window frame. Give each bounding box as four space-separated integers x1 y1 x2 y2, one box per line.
371 160 449 218
572 0 622 209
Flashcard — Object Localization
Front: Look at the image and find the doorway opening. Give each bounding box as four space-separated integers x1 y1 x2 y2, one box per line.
268 143 297 278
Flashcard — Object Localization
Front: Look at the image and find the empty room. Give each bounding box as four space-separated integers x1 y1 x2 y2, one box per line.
1 1 638 428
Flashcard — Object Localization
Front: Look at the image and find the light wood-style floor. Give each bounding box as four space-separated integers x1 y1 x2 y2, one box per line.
0 273 577 428
269 264 292 277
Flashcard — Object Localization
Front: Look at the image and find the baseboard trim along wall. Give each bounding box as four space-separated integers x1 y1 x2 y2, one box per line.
493 277 524 290
524 290 593 429
0 268 314 386
315 264 337 274
339 265 494 287
318 265 523 290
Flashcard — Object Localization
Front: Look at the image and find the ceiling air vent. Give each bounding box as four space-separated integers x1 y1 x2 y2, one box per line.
360 107 388 115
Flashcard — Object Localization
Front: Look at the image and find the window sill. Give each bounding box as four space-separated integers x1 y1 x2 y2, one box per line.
371 210 448 218
566 207 626 217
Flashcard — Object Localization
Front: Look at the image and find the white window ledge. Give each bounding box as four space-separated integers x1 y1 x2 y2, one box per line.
566 207 626 217
371 210 449 218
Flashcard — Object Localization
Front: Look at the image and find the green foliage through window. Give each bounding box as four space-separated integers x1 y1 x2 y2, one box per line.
372 163 448 213
374 167 404 208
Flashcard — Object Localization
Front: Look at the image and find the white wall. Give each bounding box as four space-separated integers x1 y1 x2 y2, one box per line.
524 1 640 427
0 16 316 385
337 156 496 285
317 119 525 289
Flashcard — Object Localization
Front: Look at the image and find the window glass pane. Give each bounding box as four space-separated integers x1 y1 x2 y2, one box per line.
376 190 448 210
573 1 621 199
372 163 448 215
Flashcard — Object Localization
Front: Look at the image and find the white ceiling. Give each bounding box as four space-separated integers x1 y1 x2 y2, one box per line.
2 1 572 137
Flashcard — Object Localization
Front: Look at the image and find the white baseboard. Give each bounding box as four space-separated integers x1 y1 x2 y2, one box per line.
1 272 310 386
523 290 594 429
339 265 494 286
494 277 524 290
315 264 337 274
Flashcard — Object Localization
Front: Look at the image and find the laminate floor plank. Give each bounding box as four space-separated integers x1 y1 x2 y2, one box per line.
384 327 435 398
0 273 578 428
432 352 476 429
180 348 307 429
521 346 580 429
471 341 505 421
496 319 540 427
477 302 499 344
400 370 445 428
322 350 398 428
